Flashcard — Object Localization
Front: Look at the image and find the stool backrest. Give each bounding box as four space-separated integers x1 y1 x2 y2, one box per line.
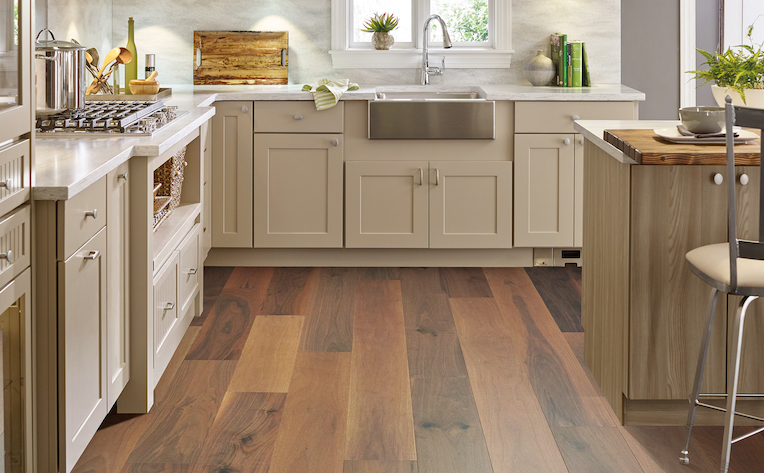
725 95 764 290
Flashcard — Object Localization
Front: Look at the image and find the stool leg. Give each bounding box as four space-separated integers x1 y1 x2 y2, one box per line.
680 288 719 464
720 295 757 473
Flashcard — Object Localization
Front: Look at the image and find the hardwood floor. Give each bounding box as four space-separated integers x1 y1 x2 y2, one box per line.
73 267 764 473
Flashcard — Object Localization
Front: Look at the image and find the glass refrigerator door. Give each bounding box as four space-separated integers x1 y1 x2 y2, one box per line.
0 0 30 141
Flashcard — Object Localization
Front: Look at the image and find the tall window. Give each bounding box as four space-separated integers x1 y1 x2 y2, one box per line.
349 0 492 49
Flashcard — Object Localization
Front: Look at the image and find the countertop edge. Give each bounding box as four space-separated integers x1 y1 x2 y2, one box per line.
574 119 684 165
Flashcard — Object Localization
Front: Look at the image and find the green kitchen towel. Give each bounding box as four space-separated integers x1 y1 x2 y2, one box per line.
302 79 359 110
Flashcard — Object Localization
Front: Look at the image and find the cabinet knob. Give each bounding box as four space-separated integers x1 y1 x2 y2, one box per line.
294 115 303 120
0 179 12 190
83 250 100 260
572 115 580 121
713 173 724 185
241 106 249 113
740 173 750 186
579 138 585 146
84 209 98 219
118 172 128 181
563 138 571 146
332 139 339 147
188 268 198 275
164 302 175 310
0 250 13 263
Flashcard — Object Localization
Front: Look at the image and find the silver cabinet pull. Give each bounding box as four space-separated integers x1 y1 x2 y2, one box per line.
294 115 303 120
740 173 750 186
0 179 12 190
713 173 724 185
83 250 100 260
118 172 128 181
85 209 98 219
188 268 198 275
563 138 571 146
0 250 13 263
435 169 440 186
241 105 249 113
572 115 580 121
332 139 339 147
419 168 423 186
164 302 175 310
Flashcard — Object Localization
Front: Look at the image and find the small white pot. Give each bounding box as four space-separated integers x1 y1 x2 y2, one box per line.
711 85 764 108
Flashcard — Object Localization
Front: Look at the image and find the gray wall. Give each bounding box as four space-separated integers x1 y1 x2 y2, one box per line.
622 0 680 119
696 0 719 106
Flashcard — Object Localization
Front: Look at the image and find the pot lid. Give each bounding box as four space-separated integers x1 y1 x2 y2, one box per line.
35 28 86 50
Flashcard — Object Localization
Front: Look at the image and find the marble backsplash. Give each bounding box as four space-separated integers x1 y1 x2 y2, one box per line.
48 0 620 86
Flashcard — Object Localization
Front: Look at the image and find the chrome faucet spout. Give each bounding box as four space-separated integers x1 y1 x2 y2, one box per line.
421 14 452 85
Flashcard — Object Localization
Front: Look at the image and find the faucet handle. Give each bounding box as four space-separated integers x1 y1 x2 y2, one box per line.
440 56 446 72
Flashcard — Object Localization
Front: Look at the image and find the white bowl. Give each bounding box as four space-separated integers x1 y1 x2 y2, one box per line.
711 85 764 109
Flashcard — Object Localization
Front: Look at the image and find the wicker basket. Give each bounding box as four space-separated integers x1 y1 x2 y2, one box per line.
153 146 187 231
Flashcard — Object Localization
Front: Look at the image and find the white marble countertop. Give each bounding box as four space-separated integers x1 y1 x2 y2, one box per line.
35 83 645 200
574 119 681 164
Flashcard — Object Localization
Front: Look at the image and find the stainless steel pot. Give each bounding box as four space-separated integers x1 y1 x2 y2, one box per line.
35 29 86 115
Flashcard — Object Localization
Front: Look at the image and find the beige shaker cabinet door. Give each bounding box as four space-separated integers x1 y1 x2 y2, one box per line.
106 162 130 410
58 228 108 473
574 134 585 248
211 101 253 248
429 161 513 249
514 133 575 248
253 134 344 248
345 160 429 248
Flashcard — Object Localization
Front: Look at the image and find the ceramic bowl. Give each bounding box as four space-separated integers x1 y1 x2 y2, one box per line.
679 106 725 134
128 79 160 95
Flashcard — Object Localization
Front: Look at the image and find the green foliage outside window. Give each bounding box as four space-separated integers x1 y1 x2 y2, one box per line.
434 0 488 43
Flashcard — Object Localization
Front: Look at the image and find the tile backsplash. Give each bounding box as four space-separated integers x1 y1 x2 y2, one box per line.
46 0 620 86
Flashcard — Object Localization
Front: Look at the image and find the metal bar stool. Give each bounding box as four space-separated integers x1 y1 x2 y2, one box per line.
679 96 764 473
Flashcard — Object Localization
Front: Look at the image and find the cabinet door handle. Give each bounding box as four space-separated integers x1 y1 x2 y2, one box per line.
713 173 724 185
740 173 750 186
83 250 100 260
0 179 12 190
0 250 13 263
419 168 423 186
435 169 440 186
294 115 303 120
563 138 571 146
164 302 175 310
332 139 339 147
188 268 198 275
572 115 580 121
118 172 128 181
84 209 98 219
241 105 249 113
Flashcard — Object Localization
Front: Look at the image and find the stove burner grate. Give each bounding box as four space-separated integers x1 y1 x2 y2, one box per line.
36 100 177 135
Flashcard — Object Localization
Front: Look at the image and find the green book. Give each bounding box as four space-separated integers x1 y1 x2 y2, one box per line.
566 43 573 87
551 33 567 87
569 40 583 87
582 41 591 86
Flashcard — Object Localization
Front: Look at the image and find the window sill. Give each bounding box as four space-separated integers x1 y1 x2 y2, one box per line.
329 48 514 69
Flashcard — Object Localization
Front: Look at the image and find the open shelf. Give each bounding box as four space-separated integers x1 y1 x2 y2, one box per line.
152 202 201 271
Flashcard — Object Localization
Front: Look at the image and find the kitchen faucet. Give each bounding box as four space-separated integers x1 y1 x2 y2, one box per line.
421 14 452 85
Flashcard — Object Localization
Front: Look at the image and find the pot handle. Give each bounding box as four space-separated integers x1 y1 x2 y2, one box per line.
35 55 56 61
35 28 56 43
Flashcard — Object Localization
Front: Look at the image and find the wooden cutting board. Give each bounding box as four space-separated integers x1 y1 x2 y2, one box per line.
193 31 288 85
603 128 761 165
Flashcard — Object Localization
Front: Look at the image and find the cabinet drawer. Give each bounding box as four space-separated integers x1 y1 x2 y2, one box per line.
58 176 107 260
0 140 31 217
514 101 636 133
253 101 344 133
177 223 201 315
0 204 30 290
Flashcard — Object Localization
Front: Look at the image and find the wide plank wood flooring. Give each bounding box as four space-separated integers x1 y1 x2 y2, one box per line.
74 267 764 473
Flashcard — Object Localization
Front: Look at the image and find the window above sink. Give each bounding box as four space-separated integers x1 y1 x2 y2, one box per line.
329 0 513 69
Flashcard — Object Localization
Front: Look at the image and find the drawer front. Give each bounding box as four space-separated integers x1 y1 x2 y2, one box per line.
153 251 179 377
177 223 201 315
253 101 344 133
514 101 636 133
0 140 31 217
58 176 107 260
0 204 31 290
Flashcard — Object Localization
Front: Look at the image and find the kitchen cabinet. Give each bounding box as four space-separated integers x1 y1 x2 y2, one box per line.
211 101 253 248
346 160 512 249
254 134 343 247
106 162 130 408
0 0 32 140
514 102 637 251
203 122 212 258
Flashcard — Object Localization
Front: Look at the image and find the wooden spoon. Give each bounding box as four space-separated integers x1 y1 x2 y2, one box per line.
87 47 120 94
100 47 134 84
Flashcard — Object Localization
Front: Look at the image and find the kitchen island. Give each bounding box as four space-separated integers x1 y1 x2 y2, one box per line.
575 119 763 426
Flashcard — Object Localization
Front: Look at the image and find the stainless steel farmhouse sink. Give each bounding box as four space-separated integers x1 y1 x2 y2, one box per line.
368 87 495 139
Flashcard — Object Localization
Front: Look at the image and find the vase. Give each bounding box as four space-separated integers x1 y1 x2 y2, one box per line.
711 85 764 109
372 32 394 50
523 50 556 86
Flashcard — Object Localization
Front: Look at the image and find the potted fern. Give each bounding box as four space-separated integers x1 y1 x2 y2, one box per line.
690 24 764 107
361 13 399 50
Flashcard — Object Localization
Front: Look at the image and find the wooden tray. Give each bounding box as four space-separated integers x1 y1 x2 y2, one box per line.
603 128 761 165
193 31 288 85
86 88 172 101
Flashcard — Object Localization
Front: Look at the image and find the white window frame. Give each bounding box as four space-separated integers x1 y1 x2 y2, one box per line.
330 0 513 69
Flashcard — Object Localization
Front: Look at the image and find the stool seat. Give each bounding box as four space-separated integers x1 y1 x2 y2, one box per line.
687 243 764 290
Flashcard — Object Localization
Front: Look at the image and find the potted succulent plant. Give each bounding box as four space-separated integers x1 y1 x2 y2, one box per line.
361 13 399 50
690 24 764 107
